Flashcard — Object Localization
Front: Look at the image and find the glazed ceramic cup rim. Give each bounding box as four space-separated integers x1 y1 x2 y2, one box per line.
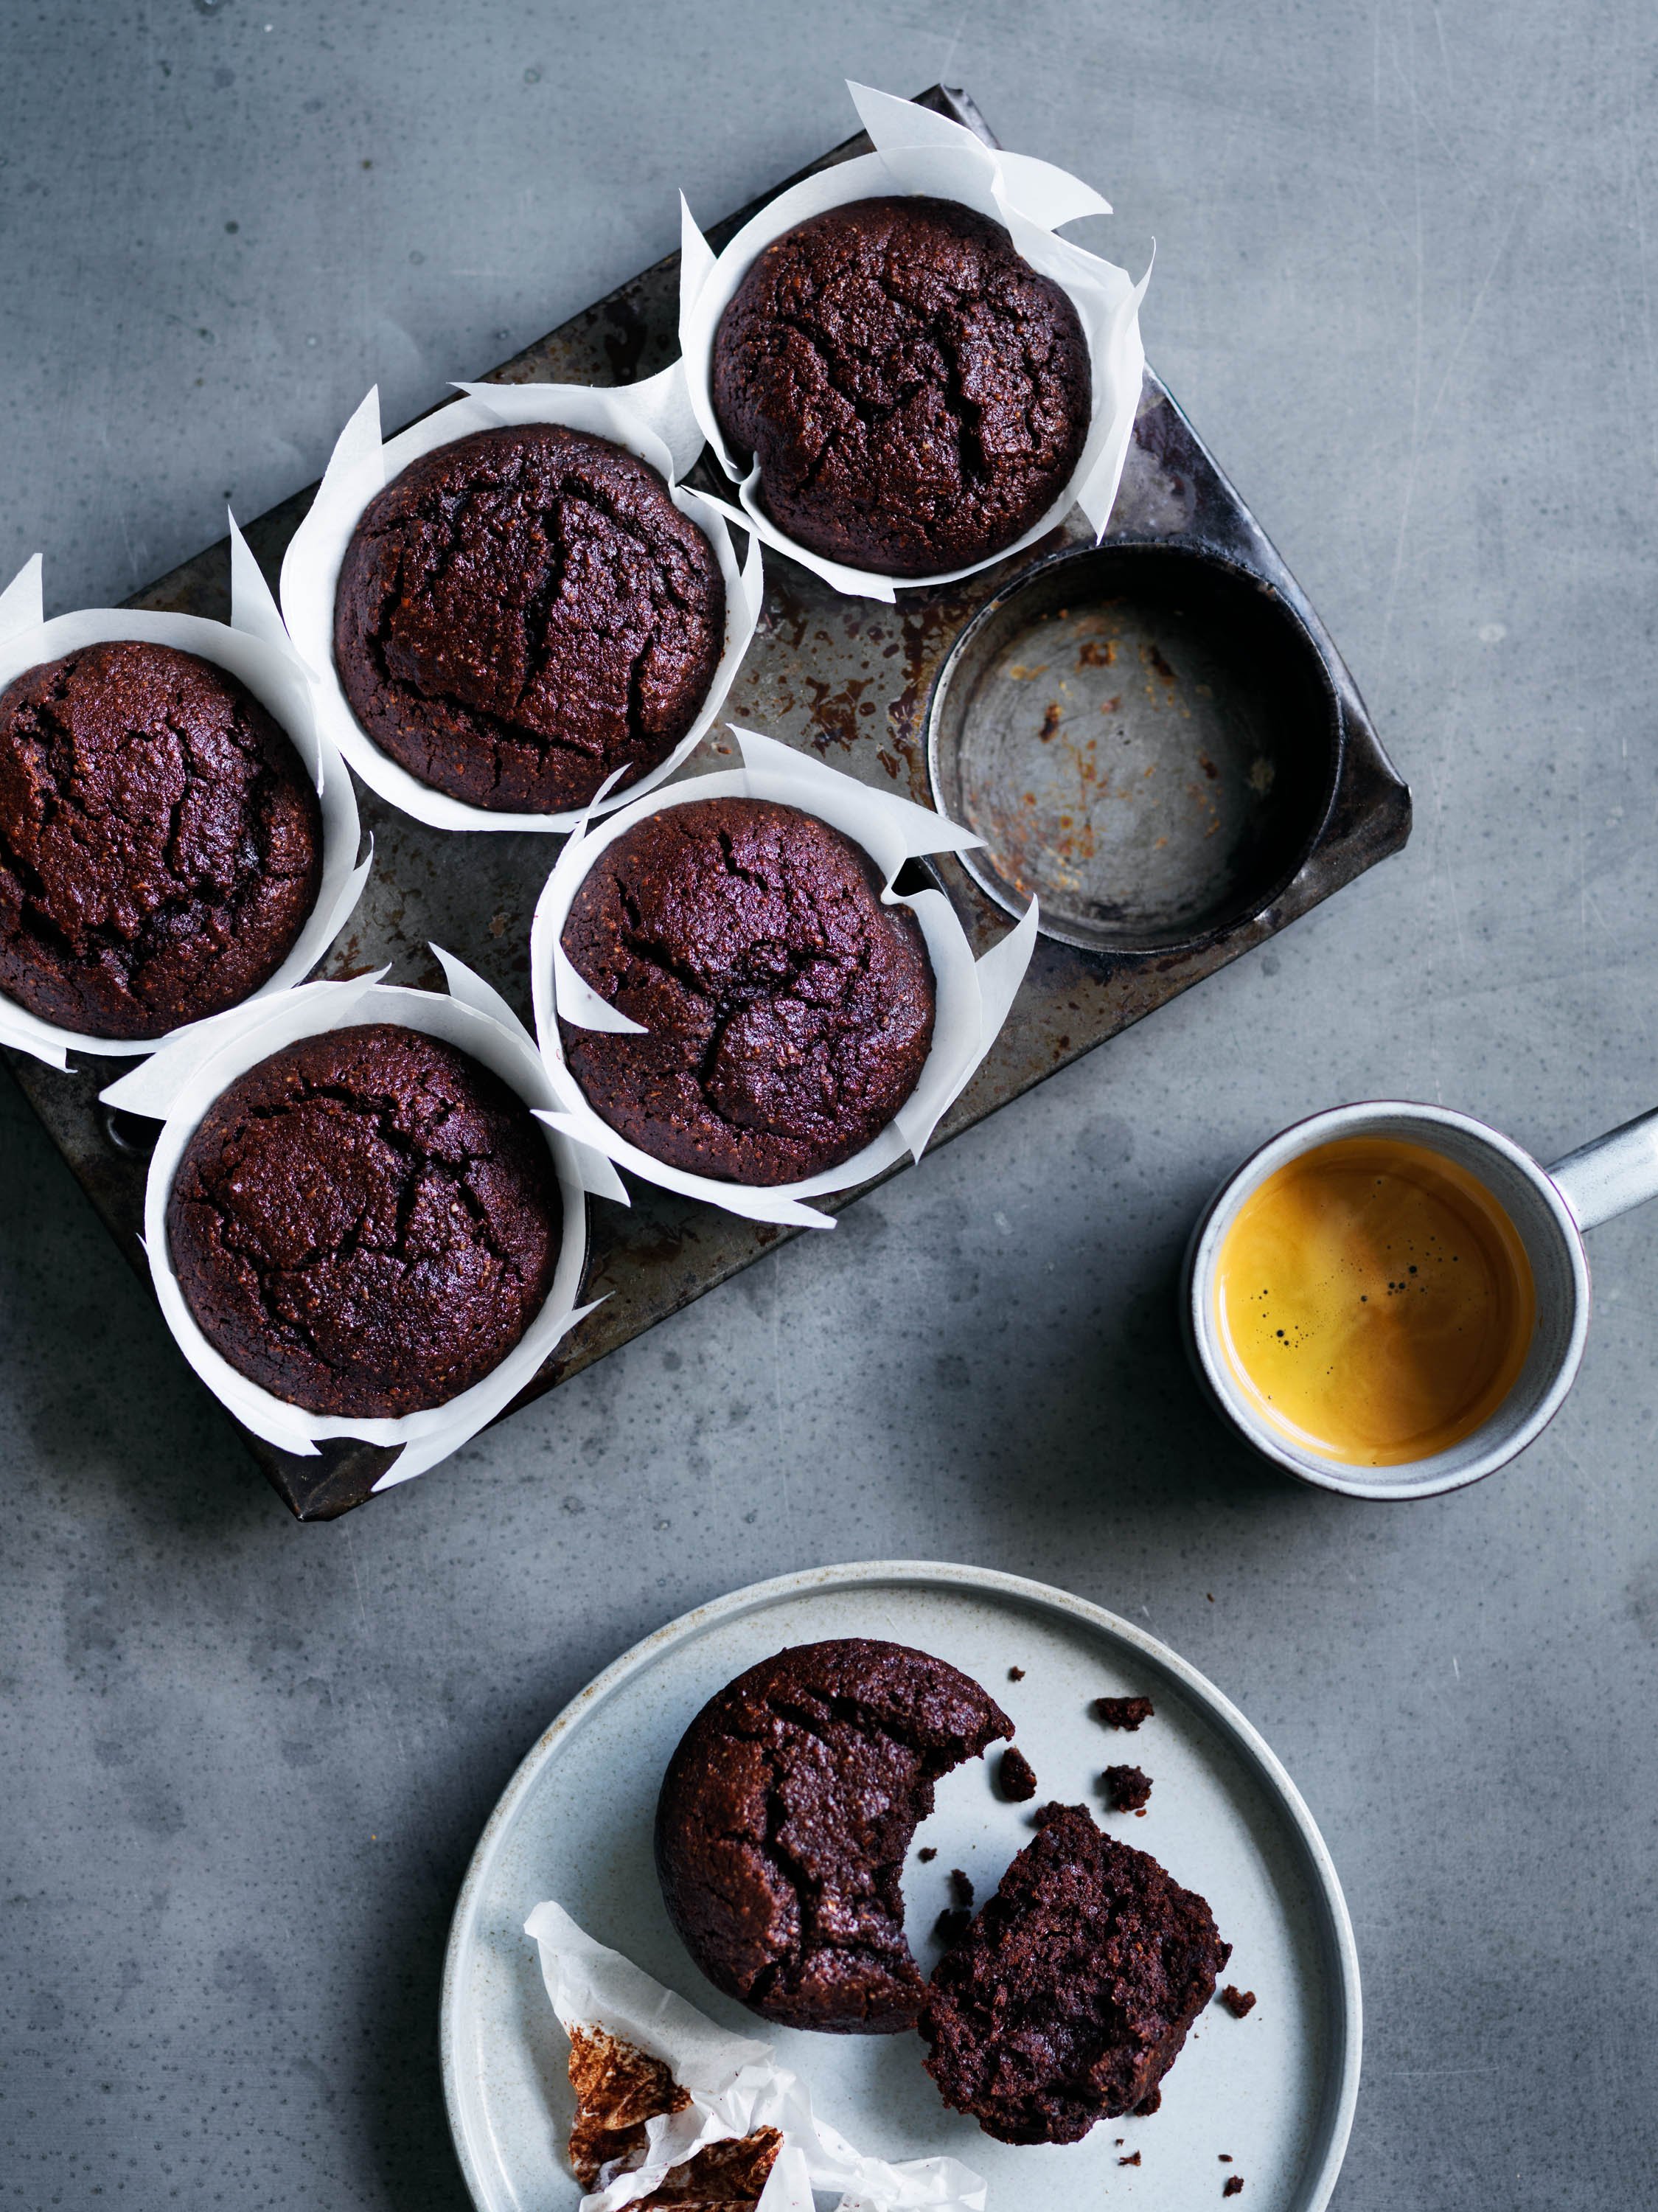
1183 1100 1590 1501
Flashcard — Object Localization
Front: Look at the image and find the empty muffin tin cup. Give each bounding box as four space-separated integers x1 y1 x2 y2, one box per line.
1183 1097 1658 1499
928 542 1342 954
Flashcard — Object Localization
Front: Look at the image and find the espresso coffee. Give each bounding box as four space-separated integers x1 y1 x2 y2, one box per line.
1213 1135 1536 1466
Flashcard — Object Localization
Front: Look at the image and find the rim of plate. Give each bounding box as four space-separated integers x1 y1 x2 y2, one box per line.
439 1558 1363 2212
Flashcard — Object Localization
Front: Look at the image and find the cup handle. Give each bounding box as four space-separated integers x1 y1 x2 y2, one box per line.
1546 1108 1658 1231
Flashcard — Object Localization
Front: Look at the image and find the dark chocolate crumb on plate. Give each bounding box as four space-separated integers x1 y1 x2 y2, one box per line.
998 1746 1038 1801
1118 2150 1142 2166
1093 1695 1154 1731
918 1846 938 1863
1225 2178 1244 2197
1008 1666 1025 1681
1222 1986 1256 2018
935 1868 975 1946
1104 1764 1153 1813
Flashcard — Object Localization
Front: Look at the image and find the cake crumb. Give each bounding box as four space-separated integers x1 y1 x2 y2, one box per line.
1224 2178 1244 2197
1222 1986 1256 2018
917 1846 937 1863
934 1868 975 1947
1008 1666 1025 1680
998 1746 1038 1801
1118 2150 1142 2166
1104 1764 1153 1812
1093 1694 1154 1731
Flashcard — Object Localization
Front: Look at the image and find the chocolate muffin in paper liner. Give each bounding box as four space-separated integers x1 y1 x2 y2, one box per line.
920 1801 1230 2144
712 194 1091 579
332 422 724 814
0 640 321 1040
655 1638 1011 2034
558 796 936 1186
166 1022 561 1419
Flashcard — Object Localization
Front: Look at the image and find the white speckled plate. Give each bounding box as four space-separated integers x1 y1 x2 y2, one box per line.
441 1562 1361 2212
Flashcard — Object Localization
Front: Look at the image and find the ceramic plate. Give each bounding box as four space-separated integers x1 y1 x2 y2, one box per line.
441 1561 1360 2211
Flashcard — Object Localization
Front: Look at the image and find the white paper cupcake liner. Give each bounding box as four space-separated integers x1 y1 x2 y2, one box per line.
0 524 370 1073
102 951 627 1490
525 1902 987 2212
678 81 1151 604
531 727 1037 1231
278 362 764 835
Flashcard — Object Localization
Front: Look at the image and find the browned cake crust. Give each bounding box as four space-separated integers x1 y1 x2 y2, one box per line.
333 423 725 813
0 641 321 1040
921 1801 1230 2143
560 797 936 1185
167 1023 561 1417
655 1638 1011 2034
712 195 1091 577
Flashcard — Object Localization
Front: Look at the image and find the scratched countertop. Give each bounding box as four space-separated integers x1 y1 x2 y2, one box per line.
2 4 1656 2208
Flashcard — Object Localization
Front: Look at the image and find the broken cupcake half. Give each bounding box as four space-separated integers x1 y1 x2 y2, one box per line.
921 1801 1230 2143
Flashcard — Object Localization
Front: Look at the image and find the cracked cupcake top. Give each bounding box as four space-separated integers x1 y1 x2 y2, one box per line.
655 1638 1011 2034
0 641 322 1040
921 1802 1231 2143
166 1023 562 1419
712 195 1092 577
332 423 725 814
557 796 936 1186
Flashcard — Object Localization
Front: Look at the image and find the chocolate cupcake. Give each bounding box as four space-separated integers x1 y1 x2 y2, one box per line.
167 1023 561 1418
712 195 1092 577
921 1801 1230 2143
559 796 936 1186
655 1639 1011 2034
332 424 725 813
0 641 322 1040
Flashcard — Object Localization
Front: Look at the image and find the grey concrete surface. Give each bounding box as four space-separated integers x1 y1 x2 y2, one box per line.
2 2 1656 2205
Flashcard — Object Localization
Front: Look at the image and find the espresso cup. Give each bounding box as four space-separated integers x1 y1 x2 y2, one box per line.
1182 1099 1658 1499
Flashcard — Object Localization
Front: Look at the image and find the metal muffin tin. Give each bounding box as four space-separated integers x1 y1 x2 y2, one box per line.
7 86 1410 1519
